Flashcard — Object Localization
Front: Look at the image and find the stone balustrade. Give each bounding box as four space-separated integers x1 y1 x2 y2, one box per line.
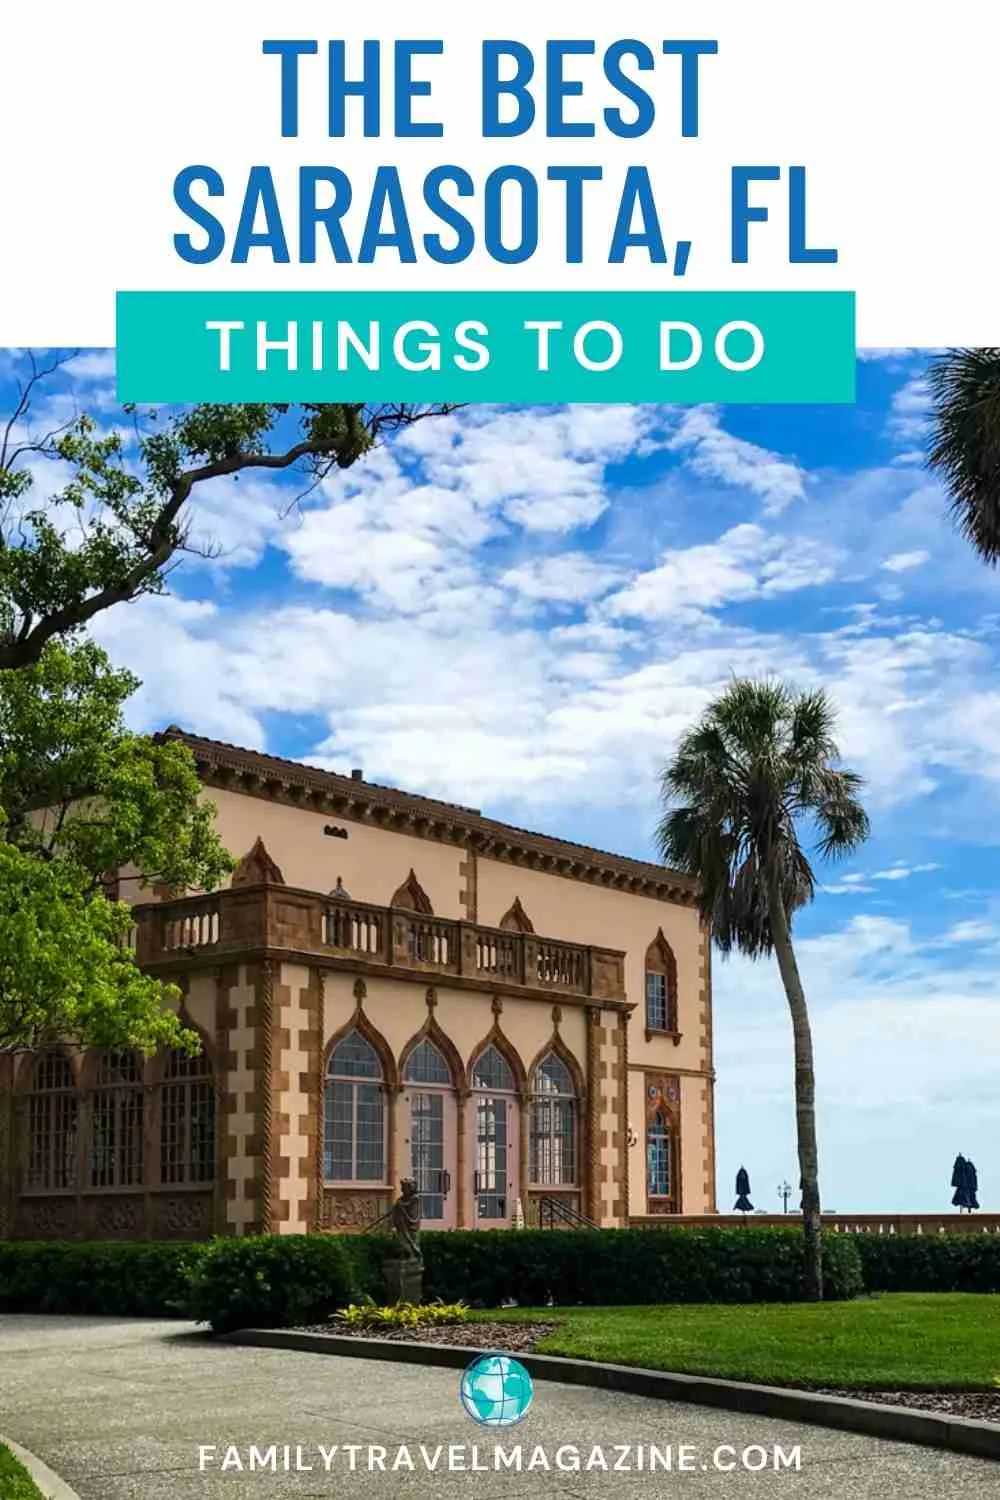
133 884 626 1002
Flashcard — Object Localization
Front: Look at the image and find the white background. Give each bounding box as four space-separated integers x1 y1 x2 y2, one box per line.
3 1 999 347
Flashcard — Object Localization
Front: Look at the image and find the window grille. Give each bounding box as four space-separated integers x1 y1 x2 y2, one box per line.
26 1054 78 1190
529 1053 577 1185
90 1051 144 1188
160 1048 216 1184
324 1030 385 1181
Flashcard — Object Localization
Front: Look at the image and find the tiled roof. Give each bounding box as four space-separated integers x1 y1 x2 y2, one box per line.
156 726 699 901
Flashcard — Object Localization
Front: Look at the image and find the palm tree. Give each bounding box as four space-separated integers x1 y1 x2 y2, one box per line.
926 348 1000 563
656 679 869 1300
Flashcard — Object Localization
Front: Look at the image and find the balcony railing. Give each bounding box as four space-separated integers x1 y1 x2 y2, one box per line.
133 886 625 1001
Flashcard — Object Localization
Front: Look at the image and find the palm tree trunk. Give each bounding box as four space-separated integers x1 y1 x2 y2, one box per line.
767 875 823 1300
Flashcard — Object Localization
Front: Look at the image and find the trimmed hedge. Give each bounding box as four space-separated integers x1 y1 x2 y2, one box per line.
186 1234 356 1332
417 1227 864 1305
0 1226 874 1325
856 1232 1000 1293
0 1240 206 1316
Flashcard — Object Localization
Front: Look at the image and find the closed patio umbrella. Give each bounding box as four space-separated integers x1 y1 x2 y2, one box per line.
951 1154 980 1211
734 1166 754 1214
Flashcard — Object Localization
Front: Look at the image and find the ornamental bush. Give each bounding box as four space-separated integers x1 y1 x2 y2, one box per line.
855 1232 1000 1293
0 1240 205 1316
185 1234 356 1333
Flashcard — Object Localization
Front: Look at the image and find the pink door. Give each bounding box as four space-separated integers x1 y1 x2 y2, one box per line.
402 1087 457 1229
470 1092 519 1228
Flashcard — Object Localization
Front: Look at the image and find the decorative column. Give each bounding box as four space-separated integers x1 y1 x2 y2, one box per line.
257 960 276 1235
585 1005 602 1223
456 1089 470 1228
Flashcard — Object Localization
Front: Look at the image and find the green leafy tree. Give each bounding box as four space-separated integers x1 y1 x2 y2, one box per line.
0 362 454 1049
0 640 232 1051
0 355 455 670
926 348 1000 563
656 680 869 1300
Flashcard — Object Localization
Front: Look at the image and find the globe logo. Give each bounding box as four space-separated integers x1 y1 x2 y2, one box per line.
459 1354 534 1426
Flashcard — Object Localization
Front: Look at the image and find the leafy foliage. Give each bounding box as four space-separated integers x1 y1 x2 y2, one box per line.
0 639 231 1050
0 360 456 671
926 348 1000 564
0 1230 863 1326
416 1227 864 1306
185 1235 357 1333
336 1300 470 1330
0 1240 207 1316
856 1232 1000 1294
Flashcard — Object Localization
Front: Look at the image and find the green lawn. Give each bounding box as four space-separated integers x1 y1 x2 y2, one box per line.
484 1294 1000 1390
0 1443 44 1500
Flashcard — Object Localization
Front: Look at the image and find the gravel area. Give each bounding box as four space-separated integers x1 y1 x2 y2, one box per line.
818 1389 1000 1423
297 1319 556 1352
297 1320 1000 1424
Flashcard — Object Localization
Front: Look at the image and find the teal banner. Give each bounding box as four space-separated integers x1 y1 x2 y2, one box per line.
116 291 855 404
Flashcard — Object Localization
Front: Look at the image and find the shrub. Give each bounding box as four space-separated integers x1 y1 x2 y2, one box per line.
336 1300 469 1330
0 1240 205 1316
855 1232 1000 1293
186 1234 356 1333
416 1227 863 1306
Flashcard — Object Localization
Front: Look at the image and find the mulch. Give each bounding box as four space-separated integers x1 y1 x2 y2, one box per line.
293 1320 1000 1424
296 1320 557 1354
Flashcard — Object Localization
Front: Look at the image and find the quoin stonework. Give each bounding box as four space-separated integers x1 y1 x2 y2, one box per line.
0 729 716 1242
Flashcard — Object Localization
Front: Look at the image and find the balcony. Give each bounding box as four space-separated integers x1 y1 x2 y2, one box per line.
133 885 626 1003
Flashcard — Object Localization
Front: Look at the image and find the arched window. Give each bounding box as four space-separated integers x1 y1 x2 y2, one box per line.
529 1053 577 1186
403 1038 452 1085
471 1044 514 1092
403 1039 454 1222
647 1111 672 1199
645 932 678 1034
160 1048 216 1184
90 1051 144 1188
324 1031 385 1183
26 1054 78 1191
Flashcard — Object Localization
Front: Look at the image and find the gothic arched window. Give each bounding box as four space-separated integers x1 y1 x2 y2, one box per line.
529 1053 578 1187
324 1031 385 1183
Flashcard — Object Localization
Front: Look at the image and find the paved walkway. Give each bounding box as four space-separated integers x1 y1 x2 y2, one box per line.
0 1317 997 1498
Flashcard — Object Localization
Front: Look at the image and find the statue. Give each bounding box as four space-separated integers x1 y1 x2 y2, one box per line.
390 1178 423 1262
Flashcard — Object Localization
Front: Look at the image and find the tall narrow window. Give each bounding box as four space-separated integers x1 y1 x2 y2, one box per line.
645 932 678 1033
26 1054 78 1190
647 1111 672 1199
403 1039 454 1222
90 1051 144 1188
529 1053 577 1187
471 1045 517 1223
161 1048 216 1184
324 1031 385 1183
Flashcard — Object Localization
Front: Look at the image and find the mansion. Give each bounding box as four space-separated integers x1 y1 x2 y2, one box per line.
0 729 717 1241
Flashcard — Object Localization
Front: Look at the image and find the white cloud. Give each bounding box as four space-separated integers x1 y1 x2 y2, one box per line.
667 407 807 514
888 376 932 445
604 524 837 622
500 553 623 604
882 549 931 573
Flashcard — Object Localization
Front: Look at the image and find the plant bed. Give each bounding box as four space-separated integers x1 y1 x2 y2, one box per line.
297 1319 557 1354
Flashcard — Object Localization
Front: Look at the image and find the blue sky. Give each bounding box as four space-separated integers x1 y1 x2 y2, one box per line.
8 348 999 1214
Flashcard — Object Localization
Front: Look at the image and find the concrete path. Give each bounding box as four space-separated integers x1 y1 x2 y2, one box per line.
0 1316 997 1498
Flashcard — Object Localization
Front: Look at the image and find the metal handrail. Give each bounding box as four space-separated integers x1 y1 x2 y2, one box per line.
538 1193 600 1230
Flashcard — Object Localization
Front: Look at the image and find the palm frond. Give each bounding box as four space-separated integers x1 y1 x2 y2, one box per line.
927 348 1000 564
656 678 868 956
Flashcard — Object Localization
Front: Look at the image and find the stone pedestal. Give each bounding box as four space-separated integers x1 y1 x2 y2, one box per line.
384 1256 424 1305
